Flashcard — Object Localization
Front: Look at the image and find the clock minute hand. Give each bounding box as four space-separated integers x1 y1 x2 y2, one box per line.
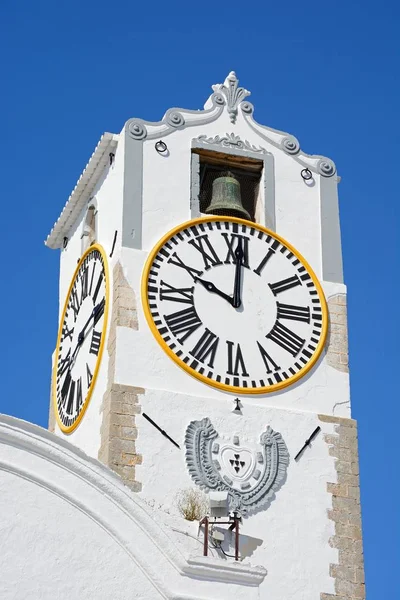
77 301 104 344
194 277 234 306
232 238 243 309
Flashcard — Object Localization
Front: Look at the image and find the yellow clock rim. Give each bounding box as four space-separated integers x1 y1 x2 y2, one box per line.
52 243 110 433
141 216 328 395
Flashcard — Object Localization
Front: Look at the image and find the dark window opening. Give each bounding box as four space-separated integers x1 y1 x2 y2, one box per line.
194 150 263 222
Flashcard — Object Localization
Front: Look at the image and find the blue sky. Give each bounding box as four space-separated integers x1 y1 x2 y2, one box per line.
1 1 399 596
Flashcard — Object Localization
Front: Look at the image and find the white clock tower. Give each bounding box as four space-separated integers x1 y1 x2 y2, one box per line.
45 71 365 600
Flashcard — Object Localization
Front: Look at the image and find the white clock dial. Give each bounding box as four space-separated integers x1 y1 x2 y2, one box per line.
53 245 109 432
143 217 327 393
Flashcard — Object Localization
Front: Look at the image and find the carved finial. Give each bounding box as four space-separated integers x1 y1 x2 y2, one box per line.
212 71 251 124
226 71 238 83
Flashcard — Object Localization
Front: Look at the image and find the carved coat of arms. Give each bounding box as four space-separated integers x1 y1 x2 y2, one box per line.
185 418 289 516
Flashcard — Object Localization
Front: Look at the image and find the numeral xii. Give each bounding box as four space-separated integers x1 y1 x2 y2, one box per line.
222 234 250 268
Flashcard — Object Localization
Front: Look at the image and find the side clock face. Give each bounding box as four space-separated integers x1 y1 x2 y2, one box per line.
142 217 327 394
53 244 109 432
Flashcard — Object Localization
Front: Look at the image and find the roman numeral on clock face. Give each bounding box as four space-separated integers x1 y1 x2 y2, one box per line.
61 325 74 342
269 275 302 296
267 320 305 356
160 280 194 304
80 266 89 302
168 252 204 280
89 330 102 355
277 302 310 323
66 379 76 415
92 272 104 304
190 329 219 368
164 306 202 343
60 370 72 408
70 287 80 320
86 364 93 388
76 377 83 412
257 341 280 373
188 234 222 270
254 247 276 276
58 350 71 377
226 341 249 376
222 234 250 268
89 262 97 296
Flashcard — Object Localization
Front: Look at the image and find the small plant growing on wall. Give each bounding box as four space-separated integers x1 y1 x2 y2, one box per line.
175 488 208 521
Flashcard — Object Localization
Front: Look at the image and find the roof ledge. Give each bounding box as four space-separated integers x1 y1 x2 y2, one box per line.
45 132 118 249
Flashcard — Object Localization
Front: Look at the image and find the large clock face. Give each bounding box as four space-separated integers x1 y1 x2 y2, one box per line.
142 217 327 394
53 244 109 432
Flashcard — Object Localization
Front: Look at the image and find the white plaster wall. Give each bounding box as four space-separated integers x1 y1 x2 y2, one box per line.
0 416 266 600
134 396 338 600
274 151 322 277
0 470 156 600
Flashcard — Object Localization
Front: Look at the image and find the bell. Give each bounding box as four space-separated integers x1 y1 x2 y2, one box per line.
205 172 251 220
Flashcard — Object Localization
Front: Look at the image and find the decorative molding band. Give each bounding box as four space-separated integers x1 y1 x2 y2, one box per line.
185 418 289 516
0 415 266 596
195 132 267 154
239 101 336 177
125 71 336 177
184 557 266 586
125 95 224 142
281 135 301 155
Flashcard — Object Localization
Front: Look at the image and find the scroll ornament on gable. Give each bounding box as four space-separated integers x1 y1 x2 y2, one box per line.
185 418 289 516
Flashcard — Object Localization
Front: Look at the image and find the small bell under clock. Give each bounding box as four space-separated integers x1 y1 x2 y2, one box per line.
205 171 251 220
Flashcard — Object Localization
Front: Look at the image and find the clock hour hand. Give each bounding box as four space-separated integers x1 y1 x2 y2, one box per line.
69 301 104 366
194 277 234 306
294 426 321 461
232 238 243 309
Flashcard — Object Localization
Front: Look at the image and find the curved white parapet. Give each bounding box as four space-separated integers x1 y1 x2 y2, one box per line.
0 415 266 600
